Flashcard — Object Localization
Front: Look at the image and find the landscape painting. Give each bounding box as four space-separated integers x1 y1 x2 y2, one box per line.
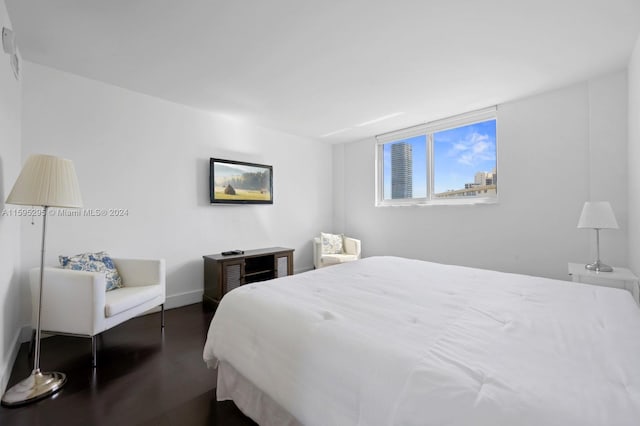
210 158 273 204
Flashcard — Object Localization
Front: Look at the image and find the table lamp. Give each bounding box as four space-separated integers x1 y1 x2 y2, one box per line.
577 201 618 272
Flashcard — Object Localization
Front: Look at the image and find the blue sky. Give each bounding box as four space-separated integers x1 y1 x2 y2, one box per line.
383 120 496 198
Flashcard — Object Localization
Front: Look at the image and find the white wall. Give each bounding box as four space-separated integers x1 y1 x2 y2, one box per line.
629 34 640 274
332 143 345 233
336 73 628 281
20 62 333 312
587 71 628 266
0 0 22 394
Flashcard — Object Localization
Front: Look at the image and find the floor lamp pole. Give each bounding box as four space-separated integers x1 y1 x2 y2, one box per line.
1 206 67 407
33 205 48 374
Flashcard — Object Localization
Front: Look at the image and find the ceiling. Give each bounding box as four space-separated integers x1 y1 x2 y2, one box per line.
6 0 640 143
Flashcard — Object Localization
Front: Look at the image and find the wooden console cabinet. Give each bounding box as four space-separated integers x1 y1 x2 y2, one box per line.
203 247 294 309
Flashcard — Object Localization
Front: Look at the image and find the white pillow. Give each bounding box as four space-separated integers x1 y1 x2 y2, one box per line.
320 232 343 254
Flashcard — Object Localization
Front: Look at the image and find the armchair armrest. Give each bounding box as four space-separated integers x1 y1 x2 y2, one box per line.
112 258 165 287
313 238 322 269
343 237 361 258
30 267 106 336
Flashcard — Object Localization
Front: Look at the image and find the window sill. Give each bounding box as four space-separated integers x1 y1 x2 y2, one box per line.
376 197 498 207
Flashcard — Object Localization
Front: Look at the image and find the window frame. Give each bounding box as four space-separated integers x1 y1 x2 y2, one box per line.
375 107 498 207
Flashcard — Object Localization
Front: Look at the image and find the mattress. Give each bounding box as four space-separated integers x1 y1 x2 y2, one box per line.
203 256 640 426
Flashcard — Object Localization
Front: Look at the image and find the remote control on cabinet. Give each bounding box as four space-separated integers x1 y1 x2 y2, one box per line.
221 250 244 256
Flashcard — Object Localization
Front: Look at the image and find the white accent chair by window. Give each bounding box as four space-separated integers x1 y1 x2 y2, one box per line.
313 233 362 268
30 257 166 367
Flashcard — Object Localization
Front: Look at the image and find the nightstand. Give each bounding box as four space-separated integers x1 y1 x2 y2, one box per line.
568 262 640 304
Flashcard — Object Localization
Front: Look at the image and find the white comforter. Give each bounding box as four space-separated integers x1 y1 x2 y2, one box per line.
203 256 640 426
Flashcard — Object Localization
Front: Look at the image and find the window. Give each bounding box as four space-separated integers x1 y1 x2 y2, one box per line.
376 108 497 206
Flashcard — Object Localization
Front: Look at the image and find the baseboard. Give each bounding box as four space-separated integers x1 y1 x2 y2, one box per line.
19 325 32 343
294 266 313 274
0 325 31 395
166 289 202 309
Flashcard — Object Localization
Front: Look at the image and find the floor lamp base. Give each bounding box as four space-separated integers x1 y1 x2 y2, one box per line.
1 371 66 407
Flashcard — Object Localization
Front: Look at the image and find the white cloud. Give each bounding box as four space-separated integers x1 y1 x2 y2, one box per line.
452 143 467 152
447 132 495 166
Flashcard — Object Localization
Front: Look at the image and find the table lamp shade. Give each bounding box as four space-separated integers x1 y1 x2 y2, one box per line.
577 201 618 230
6 154 83 208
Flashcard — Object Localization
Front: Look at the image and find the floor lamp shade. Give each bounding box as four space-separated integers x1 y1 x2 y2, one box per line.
1 154 82 407
6 154 83 208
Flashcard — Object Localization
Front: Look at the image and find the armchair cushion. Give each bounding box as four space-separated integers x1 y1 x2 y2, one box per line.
320 232 343 254
320 253 359 266
59 251 123 291
105 285 162 317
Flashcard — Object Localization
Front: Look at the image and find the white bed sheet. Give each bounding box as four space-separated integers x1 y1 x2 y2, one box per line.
204 256 640 426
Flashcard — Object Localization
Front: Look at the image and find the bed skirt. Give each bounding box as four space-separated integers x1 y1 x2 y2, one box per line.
217 360 301 426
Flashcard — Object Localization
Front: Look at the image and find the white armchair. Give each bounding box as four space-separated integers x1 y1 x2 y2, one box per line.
30 257 166 367
313 235 362 269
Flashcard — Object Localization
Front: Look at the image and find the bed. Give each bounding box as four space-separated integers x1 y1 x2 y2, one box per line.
203 256 640 426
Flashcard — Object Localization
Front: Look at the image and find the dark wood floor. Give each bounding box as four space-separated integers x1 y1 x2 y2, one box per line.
0 303 257 426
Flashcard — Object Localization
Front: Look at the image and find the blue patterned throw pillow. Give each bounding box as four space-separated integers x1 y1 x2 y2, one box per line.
59 251 123 291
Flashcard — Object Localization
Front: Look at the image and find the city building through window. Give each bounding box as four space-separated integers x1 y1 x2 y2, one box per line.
376 107 497 206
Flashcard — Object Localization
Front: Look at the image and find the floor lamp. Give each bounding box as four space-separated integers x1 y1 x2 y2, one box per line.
1 154 82 407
